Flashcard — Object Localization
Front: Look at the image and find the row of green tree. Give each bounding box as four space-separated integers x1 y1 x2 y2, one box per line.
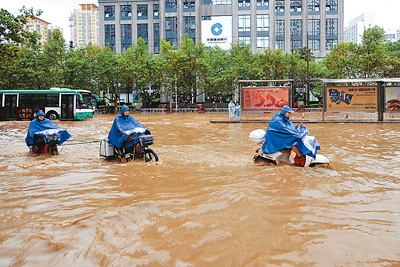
1 7 400 107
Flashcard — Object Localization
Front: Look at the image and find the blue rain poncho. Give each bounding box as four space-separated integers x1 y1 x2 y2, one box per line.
25 110 71 147
262 105 320 158
107 105 150 149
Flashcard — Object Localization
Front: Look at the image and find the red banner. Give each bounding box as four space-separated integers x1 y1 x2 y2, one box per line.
243 87 289 110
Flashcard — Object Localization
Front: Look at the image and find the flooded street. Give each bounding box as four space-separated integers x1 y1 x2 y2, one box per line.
0 113 399 266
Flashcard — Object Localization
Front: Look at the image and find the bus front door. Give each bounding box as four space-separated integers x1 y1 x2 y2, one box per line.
5 94 18 120
61 94 74 120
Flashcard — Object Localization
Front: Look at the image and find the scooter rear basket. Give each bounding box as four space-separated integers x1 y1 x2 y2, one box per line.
139 135 154 147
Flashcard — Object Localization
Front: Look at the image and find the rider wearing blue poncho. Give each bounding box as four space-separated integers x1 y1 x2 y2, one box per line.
262 105 320 159
25 110 71 147
107 105 150 149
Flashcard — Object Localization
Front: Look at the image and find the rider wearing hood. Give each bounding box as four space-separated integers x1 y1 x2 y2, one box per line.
262 105 307 158
107 104 150 148
25 110 71 147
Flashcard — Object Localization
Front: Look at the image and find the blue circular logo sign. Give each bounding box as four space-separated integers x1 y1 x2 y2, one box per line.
211 23 223 36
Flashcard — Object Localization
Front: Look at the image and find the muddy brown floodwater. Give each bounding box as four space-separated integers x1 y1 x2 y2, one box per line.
0 113 399 266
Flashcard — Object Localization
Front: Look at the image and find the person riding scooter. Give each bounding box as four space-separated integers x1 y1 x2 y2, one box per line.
107 104 151 160
25 110 71 155
262 105 319 162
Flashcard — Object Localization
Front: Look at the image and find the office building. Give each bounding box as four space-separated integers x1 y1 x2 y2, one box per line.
69 4 100 48
99 0 344 57
344 13 374 45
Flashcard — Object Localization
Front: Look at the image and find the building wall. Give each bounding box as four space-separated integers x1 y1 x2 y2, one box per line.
344 13 374 45
26 17 51 45
98 0 344 58
69 4 100 48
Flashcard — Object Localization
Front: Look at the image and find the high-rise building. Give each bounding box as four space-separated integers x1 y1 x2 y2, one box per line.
69 4 100 48
344 13 374 45
26 16 63 45
98 0 344 57
395 28 400 41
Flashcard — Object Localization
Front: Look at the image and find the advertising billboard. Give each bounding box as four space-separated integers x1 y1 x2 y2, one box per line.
201 16 232 50
243 87 289 111
326 86 377 111
385 87 400 112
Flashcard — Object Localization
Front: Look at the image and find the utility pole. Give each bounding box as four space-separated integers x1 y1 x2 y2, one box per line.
306 33 310 108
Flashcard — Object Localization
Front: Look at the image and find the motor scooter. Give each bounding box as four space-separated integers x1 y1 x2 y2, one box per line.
30 129 64 156
100 128 159 163
249 127 329 167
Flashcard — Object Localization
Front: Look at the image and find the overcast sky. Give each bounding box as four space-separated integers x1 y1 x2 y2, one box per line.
2 0 400 42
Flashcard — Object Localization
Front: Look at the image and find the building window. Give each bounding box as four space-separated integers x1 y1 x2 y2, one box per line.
276 20 285 37
166 17 178 48
256 0 269 7
202 0 232 5
154 23 160 53
257 14 269 32
308 0 320 11
308 19 320 36
184 0 195 9
239 37 251 45
326 18 338 35
153 4 159 18
290 0 302 12
290 19 302 36
137 24 148 44
276 40 284 50
257 36 269 48
184 16 196 42
326 39 337 50
105 25 115 41
326 18 338 50
275 0 284 12
137 5 148 18
238 0 250 7
290 19 302 50
166 0 177 10
308 39 320 51
121 44 130 53
326 0 338 11
121 24 132 40
238 15 251 32
104 6 115 19
121 5 132 19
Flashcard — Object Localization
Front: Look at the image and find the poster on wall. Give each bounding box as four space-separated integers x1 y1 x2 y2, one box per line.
242 87 289 111
326 86 377 111
385 87 400 112
201 16 232 50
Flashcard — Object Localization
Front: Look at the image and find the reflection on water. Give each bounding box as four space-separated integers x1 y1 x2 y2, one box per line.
0 114 399 266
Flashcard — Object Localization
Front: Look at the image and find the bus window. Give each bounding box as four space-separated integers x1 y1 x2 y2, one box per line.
46 94 59 107
32 94 46 106
19 94 34 106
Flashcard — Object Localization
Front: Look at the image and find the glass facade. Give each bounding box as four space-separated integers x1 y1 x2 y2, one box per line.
238 15 251 32
166 17 178 48
275 20 285 51
137 5 148 19
104 6 115 20
290 19 302 50
275 0 284 13
308 0 320 12
121 5 132 20
290 0 302 13
105 24 115 51
326 0 338 11
154 23 160 53
308 19 320 51
238 37 251 45
153 4 159 18
184 16 196 42
137 24 148 44
326 18 338 50
184 0 195 10
166 0 177 12
202 0 232 4
256 0 269 7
